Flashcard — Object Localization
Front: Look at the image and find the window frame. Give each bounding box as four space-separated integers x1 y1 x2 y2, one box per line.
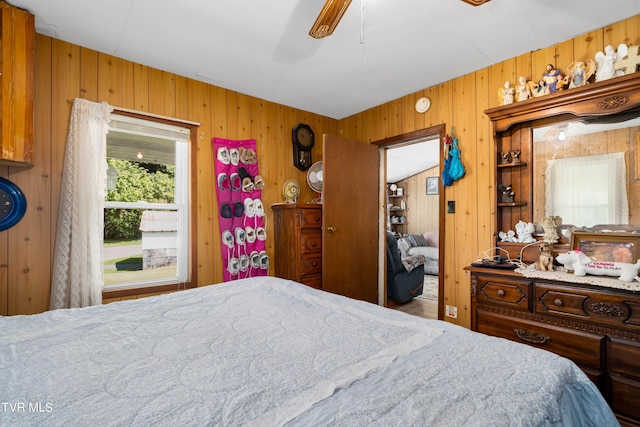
102 109 199 299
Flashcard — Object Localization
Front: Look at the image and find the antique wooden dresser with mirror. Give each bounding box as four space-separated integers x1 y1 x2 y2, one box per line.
468 72 640 426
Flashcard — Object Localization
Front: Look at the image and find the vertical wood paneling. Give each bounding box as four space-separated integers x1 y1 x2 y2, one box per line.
397 167 439 235
119 61 135 110
187 79 214 286
610 15 640 46
472 66 495 311
436 80 454 310
97 54 123 107
148 69 175 118
133 64 149 112
574 30 602 64
79 48 98 101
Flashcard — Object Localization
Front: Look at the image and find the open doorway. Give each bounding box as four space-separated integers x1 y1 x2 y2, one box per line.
374 125 445 320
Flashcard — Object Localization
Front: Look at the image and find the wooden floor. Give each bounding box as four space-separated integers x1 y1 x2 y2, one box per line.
391 297 438 319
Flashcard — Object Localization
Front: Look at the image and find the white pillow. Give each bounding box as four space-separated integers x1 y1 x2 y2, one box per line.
408 246 438 260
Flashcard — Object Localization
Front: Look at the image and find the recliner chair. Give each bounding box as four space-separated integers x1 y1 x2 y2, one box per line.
386 232 424 304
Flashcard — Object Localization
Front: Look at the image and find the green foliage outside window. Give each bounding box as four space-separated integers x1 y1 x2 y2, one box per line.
104 158 175 240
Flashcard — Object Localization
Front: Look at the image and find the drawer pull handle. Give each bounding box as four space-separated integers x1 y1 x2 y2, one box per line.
312 261 317 267
553 298 563 306
311 241 316 247
327 226 336 233
315 216 321 221
513 328 550 345
496 289 505 297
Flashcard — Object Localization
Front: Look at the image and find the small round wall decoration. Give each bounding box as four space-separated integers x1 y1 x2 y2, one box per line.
415 97 431 113
0 177 27 231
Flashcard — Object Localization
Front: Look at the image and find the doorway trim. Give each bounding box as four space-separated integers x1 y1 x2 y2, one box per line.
373 124 446 320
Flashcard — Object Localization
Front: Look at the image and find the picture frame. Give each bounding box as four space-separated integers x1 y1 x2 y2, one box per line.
426 177 439 195
570 231 640 263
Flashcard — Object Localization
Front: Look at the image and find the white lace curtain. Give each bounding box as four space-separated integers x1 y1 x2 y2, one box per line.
545 152 628 227
50 98 113 309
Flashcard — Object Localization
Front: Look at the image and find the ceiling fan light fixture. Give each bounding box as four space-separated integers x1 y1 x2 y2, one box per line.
309 0 353 39
460 0 491 5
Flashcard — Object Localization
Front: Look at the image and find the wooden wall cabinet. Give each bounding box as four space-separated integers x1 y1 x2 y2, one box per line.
0 0 35 167
468 267 640 425
271 203 322 289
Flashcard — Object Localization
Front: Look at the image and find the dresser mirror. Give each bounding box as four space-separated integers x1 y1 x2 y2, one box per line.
532 111 640 229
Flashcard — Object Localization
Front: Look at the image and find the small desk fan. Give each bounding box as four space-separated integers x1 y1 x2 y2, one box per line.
282 179 300 203
306 161 323 203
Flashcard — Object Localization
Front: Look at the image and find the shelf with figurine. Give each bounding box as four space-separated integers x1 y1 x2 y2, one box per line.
487 46 640 133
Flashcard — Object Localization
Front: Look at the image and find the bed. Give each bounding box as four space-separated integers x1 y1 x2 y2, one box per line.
1 277 618 426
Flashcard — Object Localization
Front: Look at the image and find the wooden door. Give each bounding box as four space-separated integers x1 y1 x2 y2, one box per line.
322 134 379 303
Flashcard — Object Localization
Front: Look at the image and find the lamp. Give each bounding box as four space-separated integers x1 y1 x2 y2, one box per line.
309 0 353 39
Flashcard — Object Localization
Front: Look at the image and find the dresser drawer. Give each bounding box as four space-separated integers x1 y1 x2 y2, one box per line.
610 375 640 423
536 286 590 317
301 232 322 253
300 253 322 275
299 209 322 229
476 275 532 311
609 338 640 381
476 310 605 370
536 283 640 331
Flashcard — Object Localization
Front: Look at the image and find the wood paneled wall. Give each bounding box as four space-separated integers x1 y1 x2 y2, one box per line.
398 167 440 235
4 15 639 328
337 14 640 327
1 35 337 315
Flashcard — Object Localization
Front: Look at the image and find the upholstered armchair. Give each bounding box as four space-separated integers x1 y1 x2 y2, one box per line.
386 232 424 304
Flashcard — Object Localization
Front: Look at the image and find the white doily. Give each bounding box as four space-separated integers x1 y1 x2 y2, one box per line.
515 266 640 292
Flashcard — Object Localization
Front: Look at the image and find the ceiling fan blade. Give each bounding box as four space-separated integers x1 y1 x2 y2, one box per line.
460 0 491 5
309 0 353 39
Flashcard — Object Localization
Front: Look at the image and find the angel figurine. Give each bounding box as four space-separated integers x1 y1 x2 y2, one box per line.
499 81 515 105
566 60 596 89
515 76 532 102
595 44 628 82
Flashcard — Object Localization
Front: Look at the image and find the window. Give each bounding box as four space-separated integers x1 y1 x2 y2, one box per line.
103 113 193 292
545 152 628 227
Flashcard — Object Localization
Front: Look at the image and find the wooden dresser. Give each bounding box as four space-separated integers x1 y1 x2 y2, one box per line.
468 266 640 426
271 203 322 289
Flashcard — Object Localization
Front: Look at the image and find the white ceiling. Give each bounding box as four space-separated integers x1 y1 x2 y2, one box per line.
386 137 440 183
9 0 640 120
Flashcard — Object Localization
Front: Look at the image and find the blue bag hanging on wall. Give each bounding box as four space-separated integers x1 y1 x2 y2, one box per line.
442 153 453 186
448 137 465 181
441 134 454 186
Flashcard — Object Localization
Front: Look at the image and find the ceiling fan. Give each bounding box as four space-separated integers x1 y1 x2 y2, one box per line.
309 0 491 39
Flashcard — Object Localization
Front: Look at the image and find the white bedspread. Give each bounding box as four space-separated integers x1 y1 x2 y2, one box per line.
0 277 618 426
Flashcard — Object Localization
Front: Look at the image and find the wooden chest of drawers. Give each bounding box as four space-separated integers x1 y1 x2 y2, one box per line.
468 266 640 426
271 203 322 289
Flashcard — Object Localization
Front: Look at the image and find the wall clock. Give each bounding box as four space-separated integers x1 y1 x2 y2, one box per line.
0 177 27 231
292 123 315 171
415 97 431 113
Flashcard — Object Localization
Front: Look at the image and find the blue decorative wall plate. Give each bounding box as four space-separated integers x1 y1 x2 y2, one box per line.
0 177 27 231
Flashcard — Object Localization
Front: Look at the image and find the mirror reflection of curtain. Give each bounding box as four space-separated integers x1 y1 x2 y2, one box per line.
545 152 628 227
50 98 113 309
